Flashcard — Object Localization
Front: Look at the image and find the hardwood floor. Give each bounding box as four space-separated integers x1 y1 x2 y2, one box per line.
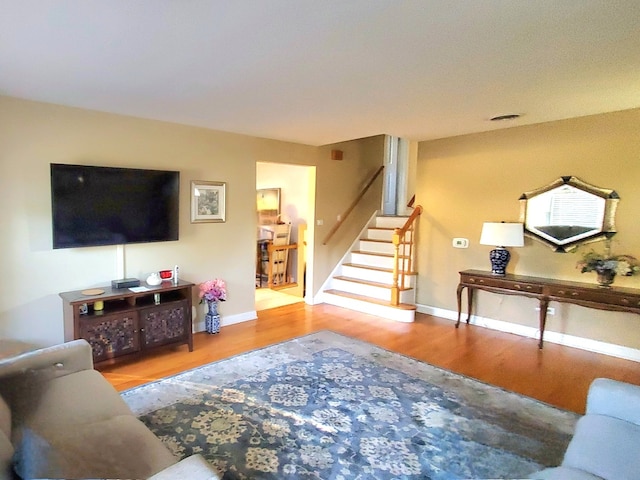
99 302 640 414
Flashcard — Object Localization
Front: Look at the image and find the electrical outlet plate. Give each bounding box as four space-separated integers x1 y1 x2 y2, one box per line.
452 238 469 248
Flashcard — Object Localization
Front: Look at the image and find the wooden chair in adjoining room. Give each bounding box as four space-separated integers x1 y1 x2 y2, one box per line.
267 223 291 287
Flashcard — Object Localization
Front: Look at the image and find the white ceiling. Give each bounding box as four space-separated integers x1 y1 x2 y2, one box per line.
1 0 639 146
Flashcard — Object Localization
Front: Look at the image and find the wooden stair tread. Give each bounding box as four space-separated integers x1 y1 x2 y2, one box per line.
324 289 416 310
342 263 416 275
333 275 412 290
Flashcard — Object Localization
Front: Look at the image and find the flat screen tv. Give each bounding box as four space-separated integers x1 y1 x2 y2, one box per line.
51 164 180 249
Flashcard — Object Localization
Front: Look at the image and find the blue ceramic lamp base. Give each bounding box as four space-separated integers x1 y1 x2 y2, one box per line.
489 248 511 275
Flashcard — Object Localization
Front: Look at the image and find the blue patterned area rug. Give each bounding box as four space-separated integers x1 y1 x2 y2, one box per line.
121 331 577 479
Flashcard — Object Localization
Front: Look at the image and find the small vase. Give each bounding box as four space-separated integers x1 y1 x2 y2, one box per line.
205 300 221 334
596 269 616 288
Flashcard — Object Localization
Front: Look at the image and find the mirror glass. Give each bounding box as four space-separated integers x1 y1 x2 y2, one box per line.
519 176 618 252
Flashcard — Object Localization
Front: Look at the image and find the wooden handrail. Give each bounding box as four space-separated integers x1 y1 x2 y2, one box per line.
322 165 384 245
391 204 423 306
395 205 423 238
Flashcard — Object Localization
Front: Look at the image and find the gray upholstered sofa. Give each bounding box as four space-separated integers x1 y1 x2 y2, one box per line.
530 377 640 480
0 339 218 480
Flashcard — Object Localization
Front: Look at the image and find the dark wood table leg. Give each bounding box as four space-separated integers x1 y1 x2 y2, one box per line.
538 298 549 349
456 284 473 327
466 287 473 324
456 284 464 327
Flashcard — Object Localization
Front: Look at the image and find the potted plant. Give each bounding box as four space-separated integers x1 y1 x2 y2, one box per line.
576 241 639 287
198 279 227 333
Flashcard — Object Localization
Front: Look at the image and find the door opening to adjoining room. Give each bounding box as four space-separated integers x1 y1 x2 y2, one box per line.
255 162 316 311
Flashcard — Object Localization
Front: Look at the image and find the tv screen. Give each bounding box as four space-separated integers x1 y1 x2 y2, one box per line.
51 164 180 249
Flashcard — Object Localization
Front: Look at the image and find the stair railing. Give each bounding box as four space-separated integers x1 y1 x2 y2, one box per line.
322 165 385 245
391 204 423 306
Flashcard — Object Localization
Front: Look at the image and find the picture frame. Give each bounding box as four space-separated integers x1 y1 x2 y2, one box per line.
191 181 226 223
257 188 281 225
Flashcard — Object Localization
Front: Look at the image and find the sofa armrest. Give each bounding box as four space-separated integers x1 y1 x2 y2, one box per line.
147 454 219 480
0 339 94 381
586 378 640 426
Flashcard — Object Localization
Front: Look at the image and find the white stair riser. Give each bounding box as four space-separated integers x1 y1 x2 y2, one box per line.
374 216 408 229
329 278 415 304
321 215 418 322
358 240 396 255
322 292 415 323
366 229 395 241
330 278 389 299
350 252 410 270
341 265 416 287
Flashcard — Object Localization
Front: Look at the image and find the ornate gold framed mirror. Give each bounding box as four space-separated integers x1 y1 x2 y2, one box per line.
519 176 619 252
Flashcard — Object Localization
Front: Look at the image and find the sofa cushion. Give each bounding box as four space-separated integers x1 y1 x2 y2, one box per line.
13 415 177 479
0 432 13 480
530 466 604 480
0 396 14 480
562 414 640 480
10 369 132 431
586 378 640 426
0 396 10 442
147 454 220 480
0 340 92 383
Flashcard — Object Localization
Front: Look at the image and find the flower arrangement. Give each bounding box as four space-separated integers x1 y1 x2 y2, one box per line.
198 278 227 303
576 241 640 277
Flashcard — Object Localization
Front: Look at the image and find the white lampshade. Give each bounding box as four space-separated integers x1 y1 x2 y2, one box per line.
480 222 524 247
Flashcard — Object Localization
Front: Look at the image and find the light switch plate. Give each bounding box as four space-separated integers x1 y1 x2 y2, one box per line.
453 238 469 248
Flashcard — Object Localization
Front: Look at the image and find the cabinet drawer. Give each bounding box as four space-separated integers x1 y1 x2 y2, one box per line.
549 287 640 308
610 296 640 308
463 276 543 293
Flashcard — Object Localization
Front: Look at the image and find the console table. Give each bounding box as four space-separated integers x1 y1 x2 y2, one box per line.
456 269 640 349
60 280 194 366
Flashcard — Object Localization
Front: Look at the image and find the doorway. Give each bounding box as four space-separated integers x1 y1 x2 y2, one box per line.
255 162 316 311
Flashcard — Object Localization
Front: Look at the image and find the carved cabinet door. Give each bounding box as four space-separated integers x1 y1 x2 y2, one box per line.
79 311 140 363
139 300 189 349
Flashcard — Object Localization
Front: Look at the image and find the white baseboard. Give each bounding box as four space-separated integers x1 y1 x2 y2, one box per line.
416 304 640 363
193 302 640 363
194 310 257 333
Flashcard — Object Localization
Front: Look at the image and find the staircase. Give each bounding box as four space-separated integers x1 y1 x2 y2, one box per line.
322 215 417 323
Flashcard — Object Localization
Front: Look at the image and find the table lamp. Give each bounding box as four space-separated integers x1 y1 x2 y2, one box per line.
479 222 524 275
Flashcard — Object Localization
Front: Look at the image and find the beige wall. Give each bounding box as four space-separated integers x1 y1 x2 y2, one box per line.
13 91 636 352
0 96 384 346
416 108 640 349
314 137 386 285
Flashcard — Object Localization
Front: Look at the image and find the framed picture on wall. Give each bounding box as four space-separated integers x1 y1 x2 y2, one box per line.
191 181 226 223
257 188 281 224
